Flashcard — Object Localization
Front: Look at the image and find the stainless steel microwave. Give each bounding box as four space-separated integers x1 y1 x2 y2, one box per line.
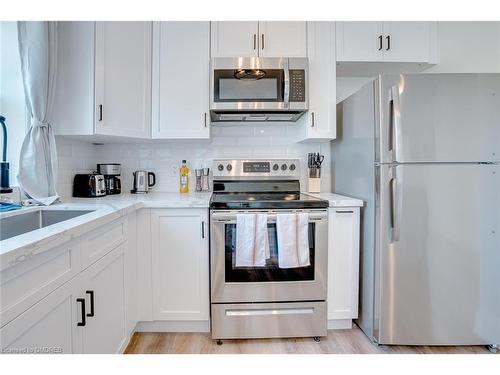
210 57 308 122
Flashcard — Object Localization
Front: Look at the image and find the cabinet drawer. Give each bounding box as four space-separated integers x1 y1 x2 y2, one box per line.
80 219 126 269
0 275 82 353
211 301 327 339
1 240 80 327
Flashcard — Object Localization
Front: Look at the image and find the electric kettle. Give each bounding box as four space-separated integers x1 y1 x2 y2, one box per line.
131 170 156 193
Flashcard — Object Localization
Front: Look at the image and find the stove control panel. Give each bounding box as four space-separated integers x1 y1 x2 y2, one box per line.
213 159 301 179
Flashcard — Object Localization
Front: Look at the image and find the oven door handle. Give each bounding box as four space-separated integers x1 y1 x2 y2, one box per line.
211 211 328 223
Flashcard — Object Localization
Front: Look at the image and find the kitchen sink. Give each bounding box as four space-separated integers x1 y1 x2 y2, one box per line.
0 209 95 241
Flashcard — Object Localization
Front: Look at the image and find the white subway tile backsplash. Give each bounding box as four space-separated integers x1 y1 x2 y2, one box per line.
56 123 332 200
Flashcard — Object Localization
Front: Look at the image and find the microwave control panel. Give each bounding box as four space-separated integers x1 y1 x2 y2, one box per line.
289 70 306 102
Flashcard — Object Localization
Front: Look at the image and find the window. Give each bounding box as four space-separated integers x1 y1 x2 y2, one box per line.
0 21 27 187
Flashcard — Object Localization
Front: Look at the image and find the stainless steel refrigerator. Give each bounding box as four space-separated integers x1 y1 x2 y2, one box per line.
332 74 500 348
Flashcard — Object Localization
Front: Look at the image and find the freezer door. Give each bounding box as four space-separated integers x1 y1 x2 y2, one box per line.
377 74 500 163
375 163 500 345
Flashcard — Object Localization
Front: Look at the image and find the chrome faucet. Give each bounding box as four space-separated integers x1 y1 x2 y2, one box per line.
0 115 13 194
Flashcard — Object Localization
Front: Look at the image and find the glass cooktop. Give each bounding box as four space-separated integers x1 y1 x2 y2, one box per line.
210 192 329 209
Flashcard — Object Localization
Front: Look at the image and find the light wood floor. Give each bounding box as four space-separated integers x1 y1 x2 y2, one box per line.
124 325 495 354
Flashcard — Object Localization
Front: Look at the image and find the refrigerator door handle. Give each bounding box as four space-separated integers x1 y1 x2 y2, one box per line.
389 86 403 162
389 166 403 242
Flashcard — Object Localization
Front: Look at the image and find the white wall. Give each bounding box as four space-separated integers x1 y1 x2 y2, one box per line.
336 22 500 103
0 21 26 187
56 136 100 200
69 125 331 201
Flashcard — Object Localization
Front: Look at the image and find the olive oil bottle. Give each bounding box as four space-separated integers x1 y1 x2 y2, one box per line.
179 160 189 193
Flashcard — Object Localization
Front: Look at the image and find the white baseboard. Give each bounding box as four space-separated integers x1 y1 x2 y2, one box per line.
119 331 135 353
328 319 353 330
136 320 210 333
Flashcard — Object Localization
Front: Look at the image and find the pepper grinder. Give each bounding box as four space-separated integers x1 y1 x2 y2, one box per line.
195 169 203 192
202 168 210 191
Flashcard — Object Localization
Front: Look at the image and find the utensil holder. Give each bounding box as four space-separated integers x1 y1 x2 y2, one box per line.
308 167 321 193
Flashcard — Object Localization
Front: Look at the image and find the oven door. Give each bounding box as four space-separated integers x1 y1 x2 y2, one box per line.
210 57 308 112
210 209 328 303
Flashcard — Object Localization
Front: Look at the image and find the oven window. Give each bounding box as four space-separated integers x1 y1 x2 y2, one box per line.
214 69 284 102
224 223 315 282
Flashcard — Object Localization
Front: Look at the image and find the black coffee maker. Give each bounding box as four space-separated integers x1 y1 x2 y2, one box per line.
97 163 121 195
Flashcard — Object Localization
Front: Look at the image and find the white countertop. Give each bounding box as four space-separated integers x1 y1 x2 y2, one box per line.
0 192 211 268
70 191 212 208
0 191 361 266
304 192 364 207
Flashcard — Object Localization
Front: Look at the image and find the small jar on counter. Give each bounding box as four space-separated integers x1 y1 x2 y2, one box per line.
195 169 203 192
202 168 210 191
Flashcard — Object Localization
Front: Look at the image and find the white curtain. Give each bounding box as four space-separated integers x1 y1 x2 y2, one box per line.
17 21 59 205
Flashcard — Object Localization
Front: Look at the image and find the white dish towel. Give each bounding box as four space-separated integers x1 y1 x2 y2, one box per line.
276 213 310 268
235 213 270 267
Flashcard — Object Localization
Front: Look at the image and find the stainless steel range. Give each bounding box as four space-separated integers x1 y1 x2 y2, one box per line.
209 159 329 342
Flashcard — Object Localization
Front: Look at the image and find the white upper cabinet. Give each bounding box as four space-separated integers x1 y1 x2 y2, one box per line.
210 21 307 57
336 21 437 63
382 22 433 62
258 22 307 57
296 22 336 142
95 22 152 138
52 21 152 139
211 21 259 57
152 22 210 139
336 22 384 62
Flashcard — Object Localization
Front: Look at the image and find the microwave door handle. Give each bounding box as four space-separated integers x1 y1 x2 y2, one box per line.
283 62 290 109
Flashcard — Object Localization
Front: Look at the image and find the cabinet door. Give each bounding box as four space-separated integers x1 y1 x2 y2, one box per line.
81 245 126 354
382 22 432 62
151 209 209 321
336 22 384 62
152 22 210 139
327 208 361 320
52 21 95 136
258 22 307 57
210 21 259 57
0 276 82 354
301 22 336 141
95 22 152 138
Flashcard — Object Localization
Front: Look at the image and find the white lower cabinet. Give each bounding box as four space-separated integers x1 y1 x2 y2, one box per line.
327 207 361 327
151 208 209 322
80 245 126 354
0 276 82 354
0 217 133 354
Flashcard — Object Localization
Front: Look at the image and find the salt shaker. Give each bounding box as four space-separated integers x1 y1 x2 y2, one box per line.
202 168 210 191
195 169 203 192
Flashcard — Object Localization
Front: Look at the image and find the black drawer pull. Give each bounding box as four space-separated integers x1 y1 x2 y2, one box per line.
77 298 86 327
86 290 95 317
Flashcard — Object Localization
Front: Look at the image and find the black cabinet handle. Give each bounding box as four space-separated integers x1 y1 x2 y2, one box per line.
253 34 256 50
386 35 391 51
378 35 383 50
77 298 86 326
201 221 205 239
98 105 103 121
261 34 265 50
86 290 95 317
